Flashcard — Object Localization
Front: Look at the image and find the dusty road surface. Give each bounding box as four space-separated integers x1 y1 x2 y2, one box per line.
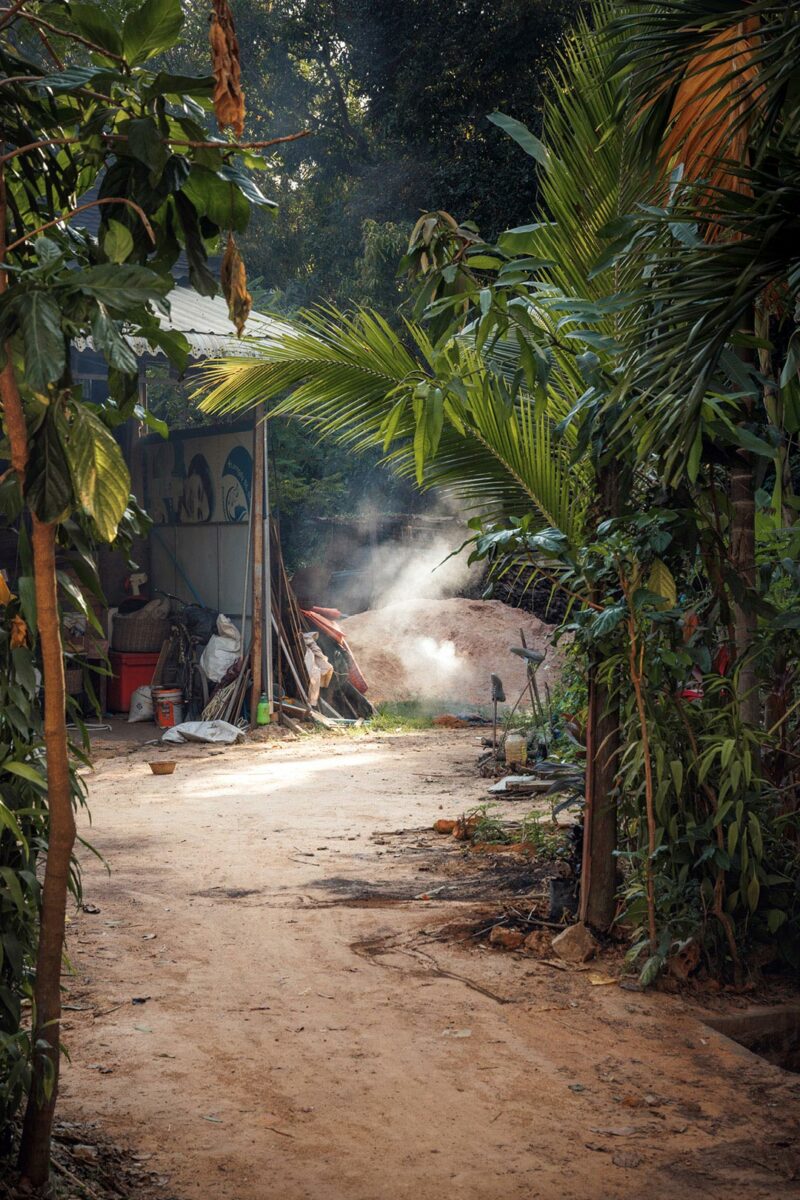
60 732 799 1200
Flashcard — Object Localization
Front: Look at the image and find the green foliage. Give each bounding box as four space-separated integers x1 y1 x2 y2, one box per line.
194 0 800 983
0 0 269 1145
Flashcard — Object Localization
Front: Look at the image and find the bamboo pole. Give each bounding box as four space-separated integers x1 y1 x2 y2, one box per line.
249 404 265 723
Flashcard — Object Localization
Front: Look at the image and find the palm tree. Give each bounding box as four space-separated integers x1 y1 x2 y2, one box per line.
608 0 800 726
196 0 653 929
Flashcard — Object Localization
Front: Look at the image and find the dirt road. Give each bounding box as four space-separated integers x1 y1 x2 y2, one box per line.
61 733 799 1199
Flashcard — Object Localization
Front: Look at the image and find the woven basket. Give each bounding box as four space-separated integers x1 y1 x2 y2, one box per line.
65 667 83 695
112 612 171 653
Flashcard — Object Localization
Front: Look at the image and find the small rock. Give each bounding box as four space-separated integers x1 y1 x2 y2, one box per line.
551 922 598 963
71 1144 99 1163
523 930 552 955
489 927 524 950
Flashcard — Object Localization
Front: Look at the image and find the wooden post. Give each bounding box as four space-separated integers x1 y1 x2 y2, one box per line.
262 415 273 714
249 403 265 722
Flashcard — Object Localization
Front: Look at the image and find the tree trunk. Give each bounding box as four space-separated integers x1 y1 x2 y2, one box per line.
17 516 76 1188
730 453 759 727
579 465 621 931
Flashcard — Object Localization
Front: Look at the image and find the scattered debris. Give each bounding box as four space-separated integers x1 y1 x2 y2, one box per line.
489 927 525 950
666 938 701 981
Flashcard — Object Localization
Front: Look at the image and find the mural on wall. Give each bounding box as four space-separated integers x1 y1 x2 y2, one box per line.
142 430 253 525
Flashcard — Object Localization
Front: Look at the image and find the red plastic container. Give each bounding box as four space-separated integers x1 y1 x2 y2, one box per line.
107 650 161 713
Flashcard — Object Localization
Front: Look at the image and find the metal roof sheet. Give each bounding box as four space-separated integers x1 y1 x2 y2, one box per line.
74 287 282 360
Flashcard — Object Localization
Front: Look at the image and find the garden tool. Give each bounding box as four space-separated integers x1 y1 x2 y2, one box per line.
490 673 505 752
510 644 545 722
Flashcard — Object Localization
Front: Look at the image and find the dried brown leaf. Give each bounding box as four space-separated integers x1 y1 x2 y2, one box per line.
221 232 252 337
210 0 245 137
10 614 28 649
658 18 763 239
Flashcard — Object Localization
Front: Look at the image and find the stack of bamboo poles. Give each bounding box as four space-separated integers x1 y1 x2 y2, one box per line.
215 405 357 730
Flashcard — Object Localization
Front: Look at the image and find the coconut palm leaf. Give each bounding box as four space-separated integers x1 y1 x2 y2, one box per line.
196 306 588 541
603 0 800 459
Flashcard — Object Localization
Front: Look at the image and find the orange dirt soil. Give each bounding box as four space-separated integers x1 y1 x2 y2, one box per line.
341 597 563 708
58 731 800 1200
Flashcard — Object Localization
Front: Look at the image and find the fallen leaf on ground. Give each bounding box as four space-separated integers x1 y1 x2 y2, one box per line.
588 973 618 986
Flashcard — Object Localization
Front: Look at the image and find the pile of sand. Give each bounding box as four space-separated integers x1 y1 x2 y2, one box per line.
341 597 563 710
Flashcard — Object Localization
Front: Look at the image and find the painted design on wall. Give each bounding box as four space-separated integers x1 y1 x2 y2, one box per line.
143 431 252 525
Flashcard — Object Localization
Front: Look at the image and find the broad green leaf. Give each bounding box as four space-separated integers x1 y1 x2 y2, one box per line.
2 761 46 791
103 220 134 265
767 909 787 933
638 954 663 987
36 65 113 93
58 405 131 542
71 264 171 309
121 117 168 173
70 3 124 55
646 559 677 608
218 163 278 211
0 798 24 841
143 72 215 99
746 874 760 912
174 193 217 297
0 866 26 913
181 167 250 233
487 112 550 169
123 0 184 65
747 813 763 860
26 409 74 523
91 308 138 374
18 292 65 392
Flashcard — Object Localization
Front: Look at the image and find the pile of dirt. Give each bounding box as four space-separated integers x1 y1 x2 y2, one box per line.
341 597 563 708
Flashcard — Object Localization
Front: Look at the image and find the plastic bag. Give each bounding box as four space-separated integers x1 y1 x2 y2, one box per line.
303 631 334 707
128 685 154 723
200 613 242 682
161 720 244 744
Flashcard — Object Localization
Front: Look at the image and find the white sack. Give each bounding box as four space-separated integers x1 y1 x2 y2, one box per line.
128 685 154 723
200 613 242 682
303 631 334 707
161 720 244 745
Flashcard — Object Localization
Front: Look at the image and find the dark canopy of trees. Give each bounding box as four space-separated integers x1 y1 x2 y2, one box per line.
110 0 580 310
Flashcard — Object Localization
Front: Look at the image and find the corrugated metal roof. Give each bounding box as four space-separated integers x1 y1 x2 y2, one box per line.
75 287 282 360
128 288 280 358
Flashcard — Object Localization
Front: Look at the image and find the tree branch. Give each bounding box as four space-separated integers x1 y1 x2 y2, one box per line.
0 130 311 169
4 10 127 64
0 0 28 33
5 197 156 254
0 137 82 166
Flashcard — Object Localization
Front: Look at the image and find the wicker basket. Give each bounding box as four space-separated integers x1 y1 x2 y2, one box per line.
112 612 171 653
65 667 83 695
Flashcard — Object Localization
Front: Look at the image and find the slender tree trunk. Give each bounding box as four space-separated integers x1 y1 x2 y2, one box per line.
18 517 75 1188
579 465 621 931
730 452 759 726
3 166 74 1184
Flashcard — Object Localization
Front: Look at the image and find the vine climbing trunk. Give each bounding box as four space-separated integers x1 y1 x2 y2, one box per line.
18 516 75 1188
579 465 621 931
